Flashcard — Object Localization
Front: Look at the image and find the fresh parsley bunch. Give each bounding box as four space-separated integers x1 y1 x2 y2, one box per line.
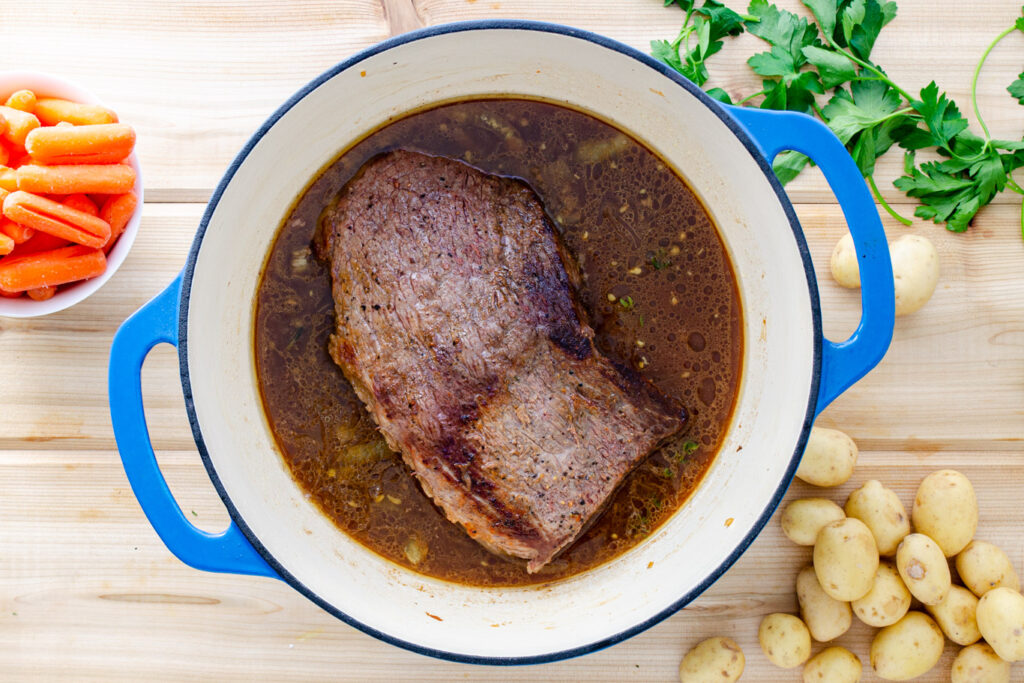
652 0 1024 236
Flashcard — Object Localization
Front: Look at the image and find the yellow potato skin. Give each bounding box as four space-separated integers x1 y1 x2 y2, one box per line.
844 479 910 556
796 427 858 487
796 565 852 642
870 611 944 681
781 498 846 546
926 584 981 646
956 540 1021 597
976 587 1024 662
802 646 861 683
896 533 951 605
813 518 879 601
912 469 978 557
852 561 911 627
679 636 745 683
950 643 1010 683
758 613 811 669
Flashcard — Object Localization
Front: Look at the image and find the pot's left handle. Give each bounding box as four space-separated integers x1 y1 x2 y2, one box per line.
109 274 279 579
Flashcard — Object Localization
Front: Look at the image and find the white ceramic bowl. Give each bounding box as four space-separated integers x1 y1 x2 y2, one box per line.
0 72 142 317
110 22 893 664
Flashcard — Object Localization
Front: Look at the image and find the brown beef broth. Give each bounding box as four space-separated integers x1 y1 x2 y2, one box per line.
254 98 742 587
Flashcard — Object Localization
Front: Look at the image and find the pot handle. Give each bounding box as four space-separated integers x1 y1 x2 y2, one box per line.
725 106 895 415
109 274 279 579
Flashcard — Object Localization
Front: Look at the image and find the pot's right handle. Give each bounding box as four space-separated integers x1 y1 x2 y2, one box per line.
109 274 279 579
725 106 895 416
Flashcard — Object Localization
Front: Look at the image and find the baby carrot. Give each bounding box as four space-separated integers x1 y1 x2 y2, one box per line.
0 289 22 298
16 164 135 195
0 245 106 292
63 194 98 216
0 106 40 147
25 123 135 165
0 167 14 191
0 219 35 244
100 191 137 251
27 285 56 301
0 232 13 256
0 113 6 139
9 230 68 257
4 90 36 112
3 191 110 248
34 98 117 126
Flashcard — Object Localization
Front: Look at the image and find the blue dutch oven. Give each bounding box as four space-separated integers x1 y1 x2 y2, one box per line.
109 21 893 664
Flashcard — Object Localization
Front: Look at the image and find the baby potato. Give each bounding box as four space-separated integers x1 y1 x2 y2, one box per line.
758 613 811 669
852 561 911 627
781 498 846 546
890 233 939 316
796 565 852 642
926 584 981 645
912 469 978 557
956 540 1021 597
802 646 861 683
796 427 858 487
870 611 944 681
950 643 1011 683
896 533 951 605
975 586 1024 662
813 517 879 601
830 232 860 288
679 636 745 682
844 479 911 556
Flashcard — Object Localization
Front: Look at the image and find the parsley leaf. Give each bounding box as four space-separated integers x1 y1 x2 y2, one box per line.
652 0 747 87
1009 72 1024 105
841 0 897 61
773 151 811 184
900 81 970 152
801 45 857 88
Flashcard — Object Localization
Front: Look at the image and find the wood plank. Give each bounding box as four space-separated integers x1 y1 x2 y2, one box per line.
1 202 1019 450
0 1 1020 206
1 449 1020 680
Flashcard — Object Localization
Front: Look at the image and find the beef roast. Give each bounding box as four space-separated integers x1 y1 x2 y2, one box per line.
318 150 685 572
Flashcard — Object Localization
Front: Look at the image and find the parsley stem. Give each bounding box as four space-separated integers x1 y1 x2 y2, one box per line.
868 175 913 226
971 25 1017 143
823 38 914 103
736 89 768 105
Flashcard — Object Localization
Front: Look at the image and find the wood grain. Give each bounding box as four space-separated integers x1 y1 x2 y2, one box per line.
1 0 1022 680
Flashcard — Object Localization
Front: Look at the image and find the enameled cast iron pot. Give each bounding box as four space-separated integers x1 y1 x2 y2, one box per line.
108 21 895 664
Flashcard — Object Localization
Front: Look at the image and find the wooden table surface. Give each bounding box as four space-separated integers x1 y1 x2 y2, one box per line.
2 1 1022 680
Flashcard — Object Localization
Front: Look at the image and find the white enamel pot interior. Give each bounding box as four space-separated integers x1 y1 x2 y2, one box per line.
181 22 820 663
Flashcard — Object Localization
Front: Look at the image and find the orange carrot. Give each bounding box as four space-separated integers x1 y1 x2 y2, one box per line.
4 90 36 113
34 98 117 126
100 191 137 251
0 144 7 167
0 113 6 140
64 193 98 216
16 163 135 195
0 245 106 292
25 123 135 165
0 289 22 298
26 285 56 301
0 218 34 244
0 167 14 191
7 147 30 169
0 231 13 255
9 230 68 257
0 106 40 146
3 191 110 248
